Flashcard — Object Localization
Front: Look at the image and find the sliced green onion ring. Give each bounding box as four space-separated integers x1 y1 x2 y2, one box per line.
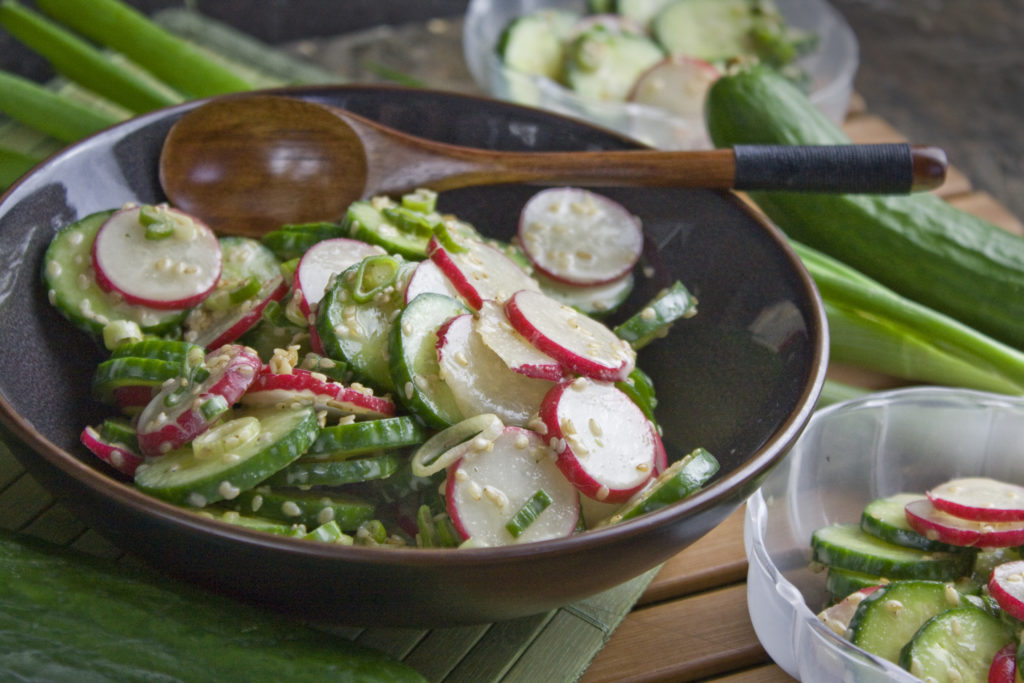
411 413 503 478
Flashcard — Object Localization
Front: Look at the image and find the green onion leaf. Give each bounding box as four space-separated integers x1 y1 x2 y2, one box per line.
505 489 553 538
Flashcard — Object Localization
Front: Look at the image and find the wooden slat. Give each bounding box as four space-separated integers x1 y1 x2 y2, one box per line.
706 664 796 682
582 584 769 682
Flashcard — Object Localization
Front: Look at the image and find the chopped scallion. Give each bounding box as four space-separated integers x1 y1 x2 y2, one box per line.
505 489 553 538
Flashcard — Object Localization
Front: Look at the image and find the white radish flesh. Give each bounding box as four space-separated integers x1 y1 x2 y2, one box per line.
445 425 579 545
427 235 540 309
539 377 658 503
294 238 386 315
628 55 720 118
474 300 565 381
518 187 643 286
92 204 221 309
185 274 288 349
988 560 1024 621
239 367 396 419
904 498 1024 548
137 344 261 457
404 258 463 305
505 289 636 382
926 477 1024 522
436 313 554 427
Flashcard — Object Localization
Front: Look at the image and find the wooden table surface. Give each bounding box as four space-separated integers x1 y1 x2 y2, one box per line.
579 106 1024 682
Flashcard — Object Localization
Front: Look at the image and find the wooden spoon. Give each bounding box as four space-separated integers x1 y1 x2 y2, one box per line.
158 94 948 237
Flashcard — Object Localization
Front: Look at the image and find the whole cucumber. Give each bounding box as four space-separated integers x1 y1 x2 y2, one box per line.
705 63 1024 350
0 532 424 682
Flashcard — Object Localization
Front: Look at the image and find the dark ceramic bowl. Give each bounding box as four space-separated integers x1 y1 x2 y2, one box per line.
0 85 827 626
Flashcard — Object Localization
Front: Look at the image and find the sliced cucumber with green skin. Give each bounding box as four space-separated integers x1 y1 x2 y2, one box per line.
43 210 185 336
602 447 718 524
613 280 697 349
344 199 432 260
615 366 659 425
535 270 634 318
302 520 355 544
848 580 966 664
898 605 1013 680
196 507 308 537
306 416 427 459
860 492 964 552
389 292 470 428
616 0 678 29
134 405 319 507
496 10 576 80
264 451 402 488
229 486 376 531
825 567 887 602
811 524 976 581
563 25 664 102
91 356 182 404
260 221 348 261
652 0 763 62
315 256 416 394
110 338 200 363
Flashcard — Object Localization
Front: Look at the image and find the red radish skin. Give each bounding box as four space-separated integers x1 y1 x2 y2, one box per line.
988 643 1017 683
294 238 386 316
989 560 1024 622
137 344 261 457
505 289 636 382
436 313 554 427
426 235 540 309
92 204 222 310
474 300 566 381
240 366 396 419
926 477 1024 523
518 187 643 286
539 377 658 503
904 498 1024 548
445 425 580 545
80 425 143 477
187 275 288 349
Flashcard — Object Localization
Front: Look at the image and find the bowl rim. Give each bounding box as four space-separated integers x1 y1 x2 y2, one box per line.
0 82 828 569
745 386 1024 679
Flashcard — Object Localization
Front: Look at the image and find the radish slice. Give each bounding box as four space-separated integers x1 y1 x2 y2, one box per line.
427 234 540 309
404 258 463 305
92 204 221 310
904 498 1024 548
926 477 1024 523
988 643 1017 683
474 300 566 381
185 274 288 349
816 585 883 636
445 425 579 545
518 188 643 286
80 424 143 476
293 238 386 315
539 377 658 503
505 289 636 382
239 367 396 419
436 313 555 427
628 55 720 118
989 560 1024 621
137 344 261 457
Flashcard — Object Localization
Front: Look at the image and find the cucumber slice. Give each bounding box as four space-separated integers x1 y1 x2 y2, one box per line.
306 416 427 458
811 524 976 581
535 270 634 318
302 520 355 544
260 221 347 261
344 199 432 260
898 605 1013 680
602 447 718 523
825 567 887 603
229 486 376 531
848 580 966 664
315 256 416 394
110 338 200 363
563 25 664 101
91 356 182 404
265 451 402 488
613 280 697 350
43 210 185 336
388 292 469 428
496 10 576 80
652 0 761 62
615 366 659 425
134 405 319 507
616 0 678 29
860 492 963 552
197 507 308 537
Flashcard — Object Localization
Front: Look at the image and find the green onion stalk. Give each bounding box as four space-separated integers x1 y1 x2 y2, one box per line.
795 239 1024 398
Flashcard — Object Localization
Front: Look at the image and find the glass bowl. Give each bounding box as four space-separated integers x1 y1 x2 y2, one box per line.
745 387 1024 680
463 0 859 149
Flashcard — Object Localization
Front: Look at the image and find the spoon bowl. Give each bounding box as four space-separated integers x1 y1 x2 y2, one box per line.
159 93 947 237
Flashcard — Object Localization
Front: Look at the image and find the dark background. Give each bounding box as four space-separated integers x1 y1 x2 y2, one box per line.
2 0 1022 220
